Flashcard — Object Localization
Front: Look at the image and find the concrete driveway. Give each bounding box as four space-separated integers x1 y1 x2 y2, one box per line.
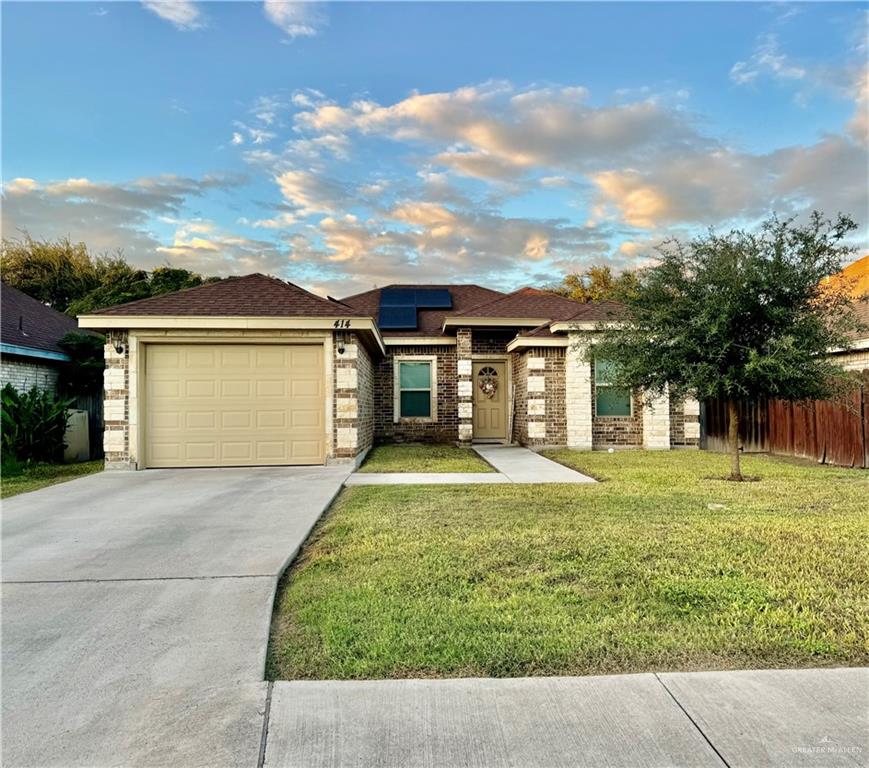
1 465 349 767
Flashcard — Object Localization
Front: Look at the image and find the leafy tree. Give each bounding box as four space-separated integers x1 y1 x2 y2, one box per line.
66 258 151 315
1 384 74 465
552 265 639 303
592 212 864 481
1 235 99 309
2 234 219 314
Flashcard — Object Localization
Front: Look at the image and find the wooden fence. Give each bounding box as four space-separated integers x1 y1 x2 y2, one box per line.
701 386 868 468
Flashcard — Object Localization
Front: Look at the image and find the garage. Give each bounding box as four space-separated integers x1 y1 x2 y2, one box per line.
145 343 325 468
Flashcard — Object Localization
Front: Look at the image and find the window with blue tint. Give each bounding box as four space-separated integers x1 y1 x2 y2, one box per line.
398 361 432 418
594 357 632 417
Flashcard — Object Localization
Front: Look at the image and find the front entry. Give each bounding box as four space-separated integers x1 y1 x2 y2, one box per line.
472 361 507 440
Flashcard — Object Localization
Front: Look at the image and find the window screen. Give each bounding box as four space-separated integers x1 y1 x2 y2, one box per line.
398 361 432 418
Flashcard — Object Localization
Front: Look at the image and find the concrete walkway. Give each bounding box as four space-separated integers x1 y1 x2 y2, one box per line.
346 471 510 485
263 668 868 768
474 444 596 483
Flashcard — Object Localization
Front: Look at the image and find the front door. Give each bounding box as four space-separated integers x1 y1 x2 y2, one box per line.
472 361 507 440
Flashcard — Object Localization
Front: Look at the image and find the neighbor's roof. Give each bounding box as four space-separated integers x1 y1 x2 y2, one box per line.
847 297 869 342
447 287 591 321
340 283 504 336
0 281 81 358
92 274 357 317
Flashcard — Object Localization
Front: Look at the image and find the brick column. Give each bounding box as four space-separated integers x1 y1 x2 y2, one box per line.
566 332 593 450
456 328 473 444
333 332 359 458
526 356 546 441
103 331 132 469
642 385 671 449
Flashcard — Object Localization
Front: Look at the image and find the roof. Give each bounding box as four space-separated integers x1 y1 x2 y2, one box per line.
1 282 81 358
93 274 357 317
448 287 591 321
340 284 504 337
847 296 869 342
561 300 626 323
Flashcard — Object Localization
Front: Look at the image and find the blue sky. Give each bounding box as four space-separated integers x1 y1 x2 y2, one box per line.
2 1 866 296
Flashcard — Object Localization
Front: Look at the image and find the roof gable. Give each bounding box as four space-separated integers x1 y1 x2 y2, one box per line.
93 274 357 317
448 286 588 321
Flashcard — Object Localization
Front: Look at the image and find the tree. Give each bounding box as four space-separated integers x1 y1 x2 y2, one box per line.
0 235 99 310
57 332 105 396
551 265 639 303
2 234 220 314
592 212 864 481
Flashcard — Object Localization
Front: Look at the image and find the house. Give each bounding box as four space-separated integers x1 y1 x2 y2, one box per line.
78 274 700 470
1 281 81 394
827 254 869 372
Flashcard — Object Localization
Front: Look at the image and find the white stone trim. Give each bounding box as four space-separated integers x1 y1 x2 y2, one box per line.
642 386 671 450
566 332 593 449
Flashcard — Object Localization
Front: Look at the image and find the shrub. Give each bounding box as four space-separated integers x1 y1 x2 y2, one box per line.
1 384 73 465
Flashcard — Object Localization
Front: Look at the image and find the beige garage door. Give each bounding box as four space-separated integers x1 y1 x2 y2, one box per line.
145 344 325 468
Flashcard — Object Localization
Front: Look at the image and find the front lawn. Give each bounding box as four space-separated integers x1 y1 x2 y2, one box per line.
358 443 495 473
268 451 868 680
1 460 103 498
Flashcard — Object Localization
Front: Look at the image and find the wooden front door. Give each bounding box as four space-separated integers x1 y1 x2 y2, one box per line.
472 361 507 440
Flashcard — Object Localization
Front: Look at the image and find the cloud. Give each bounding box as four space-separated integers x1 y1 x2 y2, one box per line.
1 173 244 267
263 1 325 39
141 1 202 31
730 34 806 85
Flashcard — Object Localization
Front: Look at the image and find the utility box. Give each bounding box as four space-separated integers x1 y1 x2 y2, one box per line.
64 409 90 462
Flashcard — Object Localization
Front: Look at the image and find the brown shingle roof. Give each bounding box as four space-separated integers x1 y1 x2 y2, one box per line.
561 300 627 323
93 274 357 317
340 284 504 337
1 282 82 356
448 287 588 321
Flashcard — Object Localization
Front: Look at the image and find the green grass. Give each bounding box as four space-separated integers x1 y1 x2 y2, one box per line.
268 451 869 680
358 444 495 473
1 460 104 498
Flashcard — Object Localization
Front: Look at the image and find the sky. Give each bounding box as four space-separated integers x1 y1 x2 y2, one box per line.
2 1 867 298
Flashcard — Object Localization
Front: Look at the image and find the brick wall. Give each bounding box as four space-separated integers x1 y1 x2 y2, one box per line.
670 394 701 448
373 343 459 443
471 330 514 355
0 356 61 394
511 351 528 444
591 355 644 448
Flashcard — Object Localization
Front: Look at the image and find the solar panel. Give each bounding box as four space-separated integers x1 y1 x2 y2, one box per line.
379 288 417 306
415 289 452 309
378 305 418 329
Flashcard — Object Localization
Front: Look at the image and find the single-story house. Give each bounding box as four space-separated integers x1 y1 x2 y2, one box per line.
79 274 700 470
1 281 81 394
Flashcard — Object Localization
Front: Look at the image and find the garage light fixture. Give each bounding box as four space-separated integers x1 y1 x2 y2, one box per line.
114 342 125 355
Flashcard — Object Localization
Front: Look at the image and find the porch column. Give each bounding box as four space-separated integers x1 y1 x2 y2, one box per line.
566 332 593 449
642 385 671 449
456 328 473 443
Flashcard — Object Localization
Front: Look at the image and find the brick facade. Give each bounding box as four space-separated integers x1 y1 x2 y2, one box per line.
511 347 565 447
373 343 459 444
456 329 473 443
0 356 61 394
669 394 701 448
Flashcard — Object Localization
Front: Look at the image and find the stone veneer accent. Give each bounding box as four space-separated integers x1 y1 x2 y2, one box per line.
456 329 473 443
332 332 374 461
103 330 132 468
642 387 671 450
565 333 593 449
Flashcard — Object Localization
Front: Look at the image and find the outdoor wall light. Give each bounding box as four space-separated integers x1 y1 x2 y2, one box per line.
337 342 346 355
114 342 125 355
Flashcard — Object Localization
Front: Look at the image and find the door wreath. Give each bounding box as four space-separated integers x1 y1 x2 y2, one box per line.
477 366 499 399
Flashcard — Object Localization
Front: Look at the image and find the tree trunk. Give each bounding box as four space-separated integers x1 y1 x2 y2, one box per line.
727 399 742 481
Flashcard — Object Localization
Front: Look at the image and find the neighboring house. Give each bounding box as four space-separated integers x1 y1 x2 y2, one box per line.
827 255 869 372
1 281 80 394
78 273 700 470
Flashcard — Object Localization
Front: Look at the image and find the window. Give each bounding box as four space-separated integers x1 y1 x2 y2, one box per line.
394 357 437 421
594 358 632 417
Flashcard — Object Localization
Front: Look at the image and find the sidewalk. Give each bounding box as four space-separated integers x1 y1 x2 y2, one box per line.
474 445 596 483
263 668 868 768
